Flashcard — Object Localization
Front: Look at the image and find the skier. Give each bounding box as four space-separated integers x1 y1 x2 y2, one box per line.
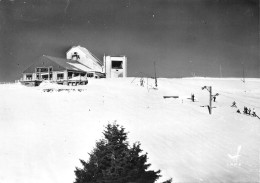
140 78 144 87
243 107 248 114
237 109 241 114
252 108 256 117
248 108 251 115
231 101 237 107
213 96 216 102
191 94 195 102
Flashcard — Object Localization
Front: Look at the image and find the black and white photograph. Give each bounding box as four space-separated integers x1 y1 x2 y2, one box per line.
0 0 259 182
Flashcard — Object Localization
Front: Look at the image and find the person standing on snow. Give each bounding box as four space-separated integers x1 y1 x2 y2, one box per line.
252 108 256 117
231 101 237 107
191 94 195 102
140 78 144 87
248 108 251 115
212 93 219 102
243 107 248 114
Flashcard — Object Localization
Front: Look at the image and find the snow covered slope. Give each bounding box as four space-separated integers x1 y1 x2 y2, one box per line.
0 78 259 183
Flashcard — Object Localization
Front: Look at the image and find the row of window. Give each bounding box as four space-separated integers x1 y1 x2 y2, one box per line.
25 72 97 81
36 67 53 73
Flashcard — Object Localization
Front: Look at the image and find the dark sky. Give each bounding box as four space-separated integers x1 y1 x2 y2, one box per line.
0 0 259 82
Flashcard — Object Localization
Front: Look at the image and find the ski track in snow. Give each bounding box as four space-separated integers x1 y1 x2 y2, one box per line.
0 78 260 183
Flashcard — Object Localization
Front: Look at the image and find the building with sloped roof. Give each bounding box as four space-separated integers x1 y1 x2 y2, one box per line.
66 45 104 78
21 45 127 86
21 55 89 86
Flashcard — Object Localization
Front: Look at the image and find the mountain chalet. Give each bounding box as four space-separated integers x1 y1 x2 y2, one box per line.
21 46 127 86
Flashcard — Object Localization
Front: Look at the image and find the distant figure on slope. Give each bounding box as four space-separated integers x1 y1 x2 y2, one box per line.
213 96 216 102
243 107 248 114
140 78 144 87
237 109 241 114
212 93 219 102
252 108 256 117
231 101 237 107
248 108 251 115
191 94 195 102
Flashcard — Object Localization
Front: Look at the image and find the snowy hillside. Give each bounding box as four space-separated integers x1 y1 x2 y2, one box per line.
0 78 260 183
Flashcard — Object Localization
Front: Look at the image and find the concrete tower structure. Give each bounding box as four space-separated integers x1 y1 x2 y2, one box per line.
103 56 127 78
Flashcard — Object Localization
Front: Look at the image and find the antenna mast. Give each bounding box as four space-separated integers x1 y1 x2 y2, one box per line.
242 63 245 83
219 64 222 78
154 61 158 87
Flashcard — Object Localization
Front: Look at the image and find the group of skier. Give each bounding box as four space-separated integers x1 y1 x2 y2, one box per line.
178 90 258 119
232 101 258 118
242 106 256 117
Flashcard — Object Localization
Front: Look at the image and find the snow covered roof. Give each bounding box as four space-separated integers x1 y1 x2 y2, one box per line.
67 62 92 72
23 55 93 73
44 55 89 72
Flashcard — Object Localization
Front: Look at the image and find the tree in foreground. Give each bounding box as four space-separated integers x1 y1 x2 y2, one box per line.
74 123 172 183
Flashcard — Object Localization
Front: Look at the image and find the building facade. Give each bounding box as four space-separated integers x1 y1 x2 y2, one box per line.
22 55 88 86
21 46 128 86
66 46 104 78
103 56 127 78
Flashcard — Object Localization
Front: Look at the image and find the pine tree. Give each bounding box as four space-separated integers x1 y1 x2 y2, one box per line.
74 123 169 183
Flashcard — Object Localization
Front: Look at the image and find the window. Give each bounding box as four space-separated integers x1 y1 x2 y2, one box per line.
40 68 48 72
42 74 48 80
36 67 52 73
26 74 32 80
87 73 94 78
35 67 53 80
72 52 80 60
111 61 123 69
57 73 64 80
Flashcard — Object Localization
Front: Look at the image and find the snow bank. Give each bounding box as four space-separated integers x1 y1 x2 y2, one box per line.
68 76 88 81
0 78 260 183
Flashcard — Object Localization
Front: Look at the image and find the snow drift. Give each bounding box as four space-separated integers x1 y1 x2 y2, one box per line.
0 78 259 183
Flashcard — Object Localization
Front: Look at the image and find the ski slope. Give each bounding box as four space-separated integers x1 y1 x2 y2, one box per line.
0 78 259 183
